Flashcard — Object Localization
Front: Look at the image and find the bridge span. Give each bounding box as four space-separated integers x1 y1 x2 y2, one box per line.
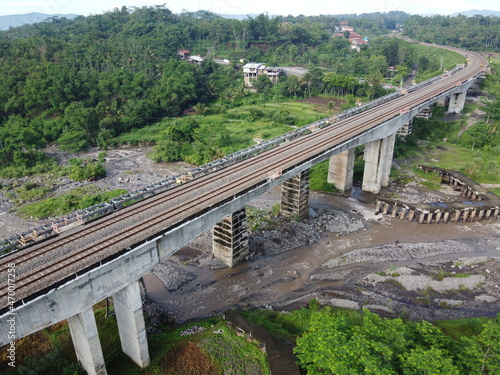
0 46 488 374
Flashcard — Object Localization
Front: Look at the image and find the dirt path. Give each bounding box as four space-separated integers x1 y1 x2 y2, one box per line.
456 107 486 137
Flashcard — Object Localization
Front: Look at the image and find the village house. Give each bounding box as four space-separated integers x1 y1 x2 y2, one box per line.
177 49 190 60
242 62 283 87
177 49 204 64
334 22 368 52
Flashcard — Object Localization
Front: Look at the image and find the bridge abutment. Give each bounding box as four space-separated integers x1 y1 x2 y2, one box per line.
68 308 107 375
113 281 150 368
280 170 310 219
362 134 395 194
213 208 249 267
448 92 466 113
327 149 354 192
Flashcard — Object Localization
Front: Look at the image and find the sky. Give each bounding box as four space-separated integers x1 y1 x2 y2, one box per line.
0 0 499 17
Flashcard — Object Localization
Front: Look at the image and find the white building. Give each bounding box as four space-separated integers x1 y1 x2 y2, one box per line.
242 62 282 87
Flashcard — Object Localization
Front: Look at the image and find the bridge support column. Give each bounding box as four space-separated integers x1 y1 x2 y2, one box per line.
362 134 395 194
281 170 310 219
417 106 433 119
113 281 150 368
213 208 249 267
68 308 107 375
327 149 354 192
437 96 447 107
397 119 413 136
448 92 466 113
380 134 396 187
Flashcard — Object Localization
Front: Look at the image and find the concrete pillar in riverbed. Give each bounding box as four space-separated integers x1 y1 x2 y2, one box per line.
68 308 107 375
213 208 249 267
380 134 396 187
362 134 396 194
113 281 150 368
437 96 448 107
281 169 310 219
362 139 382 194
448 92 466 114
327 148 355 192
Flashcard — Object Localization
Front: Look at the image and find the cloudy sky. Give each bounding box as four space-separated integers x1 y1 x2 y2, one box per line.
0 0 498 17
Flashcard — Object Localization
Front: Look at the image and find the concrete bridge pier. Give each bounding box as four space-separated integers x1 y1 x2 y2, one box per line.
417 106 433 119
68 308 107 375
397 119 413 136
437 96 448 107
448 91 466 113
281 170 310 219
478 210 485 221
327 148 354 192
112 281 150 368
362 134 396 194
407 210 415 222
213 208 249 267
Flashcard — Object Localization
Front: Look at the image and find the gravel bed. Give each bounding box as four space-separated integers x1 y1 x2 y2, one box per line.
152 264 195 291
248 202 365 257
322 240 477 268
363 273 486 292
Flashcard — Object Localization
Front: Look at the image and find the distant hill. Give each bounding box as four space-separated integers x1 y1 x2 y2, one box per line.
0 12 78 30
451 9 500 17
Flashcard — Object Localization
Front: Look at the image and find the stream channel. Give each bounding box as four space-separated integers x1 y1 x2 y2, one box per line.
143 187 500 324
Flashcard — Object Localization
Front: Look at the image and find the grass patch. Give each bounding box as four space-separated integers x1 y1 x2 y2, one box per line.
490 188 500 197
309 160 338 193
241 307 315 341
13 182 53 204
200 326 269 375
412 166 443 190
246 206 279 232
432 268 472 281
384 278 406 290
158 341 220 375
114 100 330 152
410 44 465 82
16 186 127 219
401 135 500 186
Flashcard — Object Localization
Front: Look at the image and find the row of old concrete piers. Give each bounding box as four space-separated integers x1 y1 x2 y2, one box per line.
375 166 500 224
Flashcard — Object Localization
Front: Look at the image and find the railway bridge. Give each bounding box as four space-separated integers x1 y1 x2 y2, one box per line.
0 46 488 374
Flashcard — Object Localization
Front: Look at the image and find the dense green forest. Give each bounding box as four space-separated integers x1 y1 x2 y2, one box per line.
0 6 463 178
403 14 500 51
295 308 500 374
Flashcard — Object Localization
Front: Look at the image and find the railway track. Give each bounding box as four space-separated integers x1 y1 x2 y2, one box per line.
0 47 487 310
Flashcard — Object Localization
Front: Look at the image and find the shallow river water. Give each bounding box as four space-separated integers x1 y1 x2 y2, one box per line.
143 188 500 323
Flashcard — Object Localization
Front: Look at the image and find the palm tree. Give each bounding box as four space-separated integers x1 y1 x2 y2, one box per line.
193 102 208 115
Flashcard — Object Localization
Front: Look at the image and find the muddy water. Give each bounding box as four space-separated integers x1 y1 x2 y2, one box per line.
143 188 500 324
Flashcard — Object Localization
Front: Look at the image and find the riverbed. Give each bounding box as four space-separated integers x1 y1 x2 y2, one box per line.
144 187 500 324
